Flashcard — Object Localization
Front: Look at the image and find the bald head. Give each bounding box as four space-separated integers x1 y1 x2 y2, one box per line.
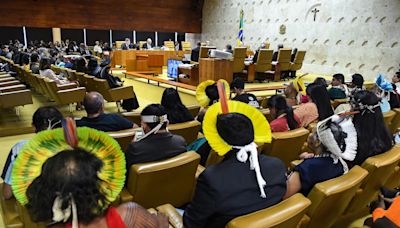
83 92 104 115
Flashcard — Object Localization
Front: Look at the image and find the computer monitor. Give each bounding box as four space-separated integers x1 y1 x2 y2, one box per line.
167 59 182 79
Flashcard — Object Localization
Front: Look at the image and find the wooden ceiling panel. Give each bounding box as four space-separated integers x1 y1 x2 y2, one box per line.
0 0 204 33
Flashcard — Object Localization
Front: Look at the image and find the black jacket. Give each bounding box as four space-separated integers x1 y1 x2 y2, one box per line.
183 153 287 228
191 47 200 62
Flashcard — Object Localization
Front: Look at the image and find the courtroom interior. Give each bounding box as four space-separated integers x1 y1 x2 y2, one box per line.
0 0 399 227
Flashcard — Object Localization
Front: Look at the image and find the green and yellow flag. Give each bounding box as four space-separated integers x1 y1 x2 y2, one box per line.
237 9 244 46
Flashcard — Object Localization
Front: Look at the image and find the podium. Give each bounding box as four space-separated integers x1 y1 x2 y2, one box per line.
199 58 233 83
126 54 163 74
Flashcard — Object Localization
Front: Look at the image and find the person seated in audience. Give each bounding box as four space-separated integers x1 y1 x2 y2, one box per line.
86 57 102 77
29 52 40 74
190 42 201 62
285 113 358 198
39 57 70 85
121 38 133 50
93 40 103 56
328 73 349 100
98 66 124 88
365 188 400 228
272 44 283 61
284 75 308 106
313 77 328 87
294 83 334 127
230 77 260 108
351 90 393 166
11 120 168 227
76 92 136 132
79 43 92 55
183 96 287 227
348 73 365 94
142 38 153 50
102 42 112 52
21 52 30 71
267 95 301 132
373 74 393 113
224 44 233 53
1 106 63 199
161 88 194 124
125 104 187 168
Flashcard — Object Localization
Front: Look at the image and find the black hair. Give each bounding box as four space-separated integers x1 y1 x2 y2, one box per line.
161 88 193 124
267 95 298 130
226 44 232 50
22 53 30 65
26 148 107 224
83 92 104 115
395 72 400 78
352 73 364 88
205 84 219 106
217 113 254 146
313 77 328 87
230 77 245 90
351 90 393 165
333 73 345 84
73 57 87 73
39 57 51 71
30 52 39 63
32 106 63 133
306 83 334 120
141 104 168 129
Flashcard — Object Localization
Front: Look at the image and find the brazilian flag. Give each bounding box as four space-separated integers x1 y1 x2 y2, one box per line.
237 10 244 46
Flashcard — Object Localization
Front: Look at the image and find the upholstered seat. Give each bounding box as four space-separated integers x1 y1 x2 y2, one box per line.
0 184 23 228
181 41 192 51
232 47 247 75
290 50 306 72
122 111 141 125
334 145 400 227
331 98 349 109
44 78 86 112
187 105 200 118
164 41 175 50
108 129 137 152
383 110 396 131
389 108 400 134
82 74 97 92
300 166 368 228
262 128 310 167
227 193 311 228
168 120 201 144
0 89 33 115
255 49 273 74
125 152 200 208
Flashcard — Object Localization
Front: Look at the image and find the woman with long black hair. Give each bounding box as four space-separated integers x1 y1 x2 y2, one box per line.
267 95 301 132
161 88 194 124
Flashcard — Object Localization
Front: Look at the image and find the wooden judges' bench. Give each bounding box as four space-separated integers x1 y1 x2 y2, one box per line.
111 50 190 68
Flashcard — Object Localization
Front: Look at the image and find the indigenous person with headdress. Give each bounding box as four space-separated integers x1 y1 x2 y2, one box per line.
125 104 187 169
285 113 358 197
350 90 393 166
1 106 63 200
11 118 168 227
294 83 334 127
183 82 287 228
284 75 308 106
328 73 349 100
373 74 393 113
267 95 301 132
188 80 230 165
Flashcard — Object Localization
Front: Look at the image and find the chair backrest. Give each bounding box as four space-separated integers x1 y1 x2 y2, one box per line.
263 128 310 167
127 152 200 208
255 49 273 72
187 105 200 118
331 98 349 109
260 108 273 122
108 129 136 152
51 65 61 74
36 75 52 99
93 78 113 101
164 41 175 50
277 49 292 71
181 41 192 51
0 183 23 227
139 41 146 49
115 41 125 49
199 46 216 58
83 74 97 92
383 110 396 130
43 78 60 102
226 193 311 228
290 51 306 71
0 89 32 108
305 166 368 228
74 72 86 87
389 108 400 134
168 120 201 144
122 112 142 125
205 149 224 167
232 47 247 73
343 145 400 214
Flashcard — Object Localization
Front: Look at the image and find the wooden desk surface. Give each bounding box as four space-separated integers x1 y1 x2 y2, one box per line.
244 85 286 92
111 50 190 67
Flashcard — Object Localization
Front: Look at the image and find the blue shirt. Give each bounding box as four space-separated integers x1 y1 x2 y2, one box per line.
1 140 28 184
76 113 133 132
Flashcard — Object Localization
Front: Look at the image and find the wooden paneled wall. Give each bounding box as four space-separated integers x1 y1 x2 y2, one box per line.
0 0 204 33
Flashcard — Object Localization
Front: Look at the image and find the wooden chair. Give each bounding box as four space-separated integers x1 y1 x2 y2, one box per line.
290 50 306 74
232 47 247 76
299 166 368 228
383 110 396 130
334 145 400 227
263 128 310 167
168 120 201 144
389 108 400 134
227 193 311 228
124 152 200 208
108 129 136 152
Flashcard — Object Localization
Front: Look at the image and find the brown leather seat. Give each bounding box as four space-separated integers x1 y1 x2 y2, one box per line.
82 74 97 92
227 193 311 228
122 111 141 125
255 49 273 74
331 98 349 109
108 129 136 152
0 184 23 228
205 149 224 167
0 84 26 93
0 89 33 116
290 51 306 72
300 166 368 228
168 120 201 144
262 128 310 167
187 105 200 118
383 110 396 129
389 108 400 134
92 78 137 111
232 47 247 75
0 77 16 83
0 80 20 87
385 161 400 189
125 152 200 208
44 78 86 112
16 202 45 228
260 108 273 122
334 145 400 227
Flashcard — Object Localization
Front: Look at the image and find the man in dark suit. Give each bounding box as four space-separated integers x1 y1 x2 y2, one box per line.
142 38 153 50
121 38 133 50
183 110 287 228
125 104 187 170
190 42 201 62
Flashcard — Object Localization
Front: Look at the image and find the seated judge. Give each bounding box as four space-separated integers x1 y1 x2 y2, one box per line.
121 38 133 50
142 38 153 50
183 94 287 227
76 92 136 132
191 42 201 62
125 104 187 168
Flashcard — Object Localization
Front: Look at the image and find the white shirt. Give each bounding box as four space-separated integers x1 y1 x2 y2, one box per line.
94 45 103 54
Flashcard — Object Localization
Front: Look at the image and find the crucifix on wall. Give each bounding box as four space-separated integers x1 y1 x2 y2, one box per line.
311 8 319 21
